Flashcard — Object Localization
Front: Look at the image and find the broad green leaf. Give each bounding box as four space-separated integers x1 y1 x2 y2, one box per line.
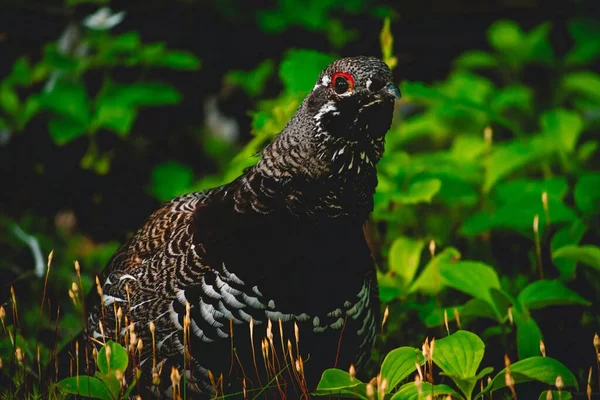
490 85 533 113
517 280 590 310
553 245 600 271
279 49 336 95
513 309 543 359
380 17 397 70
6 57 32 86
394 178 441 205
226 59 275 97
107 32 141 52
94 104 136 136
540 109 583 153
574 173 600 216
487 20 523 53
391 382 464 400
314 369 368 399
483 357 578 394
380 347 424 392
450 134 487 162
551 220 587 279
104 83 182 107
432 330 485 399
484 138 553 192
461 298 498 320
149 161 194 202
539 390 573 400
97 340 129 375
388 237 426 289
49 118 88 145
40 81 90 123
454 50 498 69
159 50 201 70
409 247 461 295
56 376 113 400
0 84 20 116
561 71 600 104
439 261 506 318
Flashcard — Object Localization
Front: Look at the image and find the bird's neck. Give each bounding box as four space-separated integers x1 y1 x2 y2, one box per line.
232 132 381 222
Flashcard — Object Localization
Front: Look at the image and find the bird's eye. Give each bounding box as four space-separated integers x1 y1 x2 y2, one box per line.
331 72 354 95
368 77 385 92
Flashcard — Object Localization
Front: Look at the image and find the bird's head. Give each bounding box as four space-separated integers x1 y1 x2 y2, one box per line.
307 56 400 173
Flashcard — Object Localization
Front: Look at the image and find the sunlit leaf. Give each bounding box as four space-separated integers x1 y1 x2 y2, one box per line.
94 104 136 136
0 84 20 116
380 347 424 392
388 237 425 289
490 85 533 113
513 308 543 359
103 83 182 107
97 340 128 374
432 330 486 399
393 178 441 205
39 81 90 123
314 369 368 399
487 20 523 53
226 59 275 97
159 50 201 70
409 247 460 295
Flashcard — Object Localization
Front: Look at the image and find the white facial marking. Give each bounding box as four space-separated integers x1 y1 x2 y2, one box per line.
321 75 331 86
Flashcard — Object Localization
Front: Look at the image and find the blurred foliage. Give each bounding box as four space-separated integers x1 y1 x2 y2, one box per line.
1 0 599 398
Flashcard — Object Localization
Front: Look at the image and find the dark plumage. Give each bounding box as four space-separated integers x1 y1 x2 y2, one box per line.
62 56 400 398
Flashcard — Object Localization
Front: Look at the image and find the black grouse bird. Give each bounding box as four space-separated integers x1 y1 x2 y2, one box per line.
66 56 400 398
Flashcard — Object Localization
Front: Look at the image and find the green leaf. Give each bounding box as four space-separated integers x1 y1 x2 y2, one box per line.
0 84 20 115
94 104 136 137
574 173 600 216
551 221 587 279
380 17 397 70
394 178 442 205
495 178 568 204
56 376 114 400
389 237 426 289
553 245 600 271
7 57 33 86
517 280 590 310
523 22 554 65
484 138 553 192
160 50 201 70
490 85 533 113
439 261 508 319
279 49 336 95
104 83 182 107
432 330 485 399
454 50 498 69
540 109 583 153
561 71 600 104
380 347 424 392
149 161 194 202
539 390 573 400
487 20 524 53
314 369 368 399
409 247 460 295
108 32 141 52
565 19 600 66
391 382 464 400
513 309 543 359
483 357 579 393
40 81 90 123
226 59 275 97
48 118 88 145
97 340 129 375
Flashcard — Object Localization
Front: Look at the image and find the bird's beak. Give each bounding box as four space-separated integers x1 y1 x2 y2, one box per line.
383 82 401 99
